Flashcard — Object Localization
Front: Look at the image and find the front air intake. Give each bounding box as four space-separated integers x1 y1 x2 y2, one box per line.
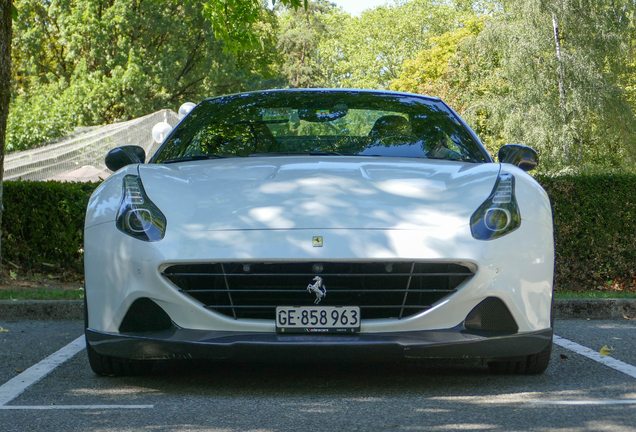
119 298 174 333
464 297 518 333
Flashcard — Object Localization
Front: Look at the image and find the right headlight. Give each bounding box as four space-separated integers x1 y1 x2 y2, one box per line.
116 175 166 242
470 173 521 240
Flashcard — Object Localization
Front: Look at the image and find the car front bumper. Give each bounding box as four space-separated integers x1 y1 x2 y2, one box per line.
85 223 554 334
86 327 553 362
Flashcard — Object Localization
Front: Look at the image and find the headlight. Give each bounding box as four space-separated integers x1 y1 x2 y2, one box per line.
116 175 166 241
470 173 521 240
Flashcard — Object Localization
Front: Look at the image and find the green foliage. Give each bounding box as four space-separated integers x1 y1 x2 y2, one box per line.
276 0 335 87
0 288 84 300
390 0 636 172
8 0 636 172
389 17 488 106
472 1 635 171
7 0 283 152
536 173 636 293
203 0 306 52
390 16 507 155
390 24 478 94
5 81 84 152
1 181 100 273
318 0 461 89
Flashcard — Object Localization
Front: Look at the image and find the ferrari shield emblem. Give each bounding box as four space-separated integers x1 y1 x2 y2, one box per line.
312 236 323 247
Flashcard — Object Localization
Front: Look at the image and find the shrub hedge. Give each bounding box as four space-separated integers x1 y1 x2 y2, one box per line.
1 175 635 292
536 174 636 292
1 181 99 275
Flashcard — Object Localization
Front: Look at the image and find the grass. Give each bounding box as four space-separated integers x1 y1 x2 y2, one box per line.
0 289 84 301
2 290 634 301
555 291 636 299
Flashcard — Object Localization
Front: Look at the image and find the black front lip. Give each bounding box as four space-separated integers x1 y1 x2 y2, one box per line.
86 327 553 362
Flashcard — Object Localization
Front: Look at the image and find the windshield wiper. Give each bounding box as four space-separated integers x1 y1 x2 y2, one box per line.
308 151 349 156
163 154 228 164
248 152 297 157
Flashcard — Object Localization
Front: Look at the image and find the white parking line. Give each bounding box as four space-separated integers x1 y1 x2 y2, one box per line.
0 335 155 410
2 332 634 410
531 400 636 405
431 394 636 405
554 335 636 379
0 335 87 406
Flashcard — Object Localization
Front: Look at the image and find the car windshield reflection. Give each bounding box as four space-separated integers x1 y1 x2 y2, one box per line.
153 90 489 164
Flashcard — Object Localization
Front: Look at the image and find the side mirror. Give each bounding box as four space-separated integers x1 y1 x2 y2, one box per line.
105 145 146 172
498 144 539 172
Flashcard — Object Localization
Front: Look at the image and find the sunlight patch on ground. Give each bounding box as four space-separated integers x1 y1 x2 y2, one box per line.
402 424 499 430
71 387 161 396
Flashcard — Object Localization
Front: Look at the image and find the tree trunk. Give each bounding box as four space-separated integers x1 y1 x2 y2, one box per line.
551 12 569 158
0 0 13 268
552 13 566 111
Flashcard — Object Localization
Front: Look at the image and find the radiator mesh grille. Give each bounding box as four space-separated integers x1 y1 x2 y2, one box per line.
162 262 474 320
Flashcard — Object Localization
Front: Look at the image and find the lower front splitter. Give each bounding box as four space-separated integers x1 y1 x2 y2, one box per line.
86 327 553 362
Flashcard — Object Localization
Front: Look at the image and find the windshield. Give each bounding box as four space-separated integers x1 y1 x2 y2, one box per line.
153 90 490 164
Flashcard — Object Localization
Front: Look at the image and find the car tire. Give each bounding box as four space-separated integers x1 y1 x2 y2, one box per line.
86 341 149 376
487 337 552 375
84 294 149 376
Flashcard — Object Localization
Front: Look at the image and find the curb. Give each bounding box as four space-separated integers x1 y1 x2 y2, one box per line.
1 299 636 321
553 298 636 320
0 300 84 321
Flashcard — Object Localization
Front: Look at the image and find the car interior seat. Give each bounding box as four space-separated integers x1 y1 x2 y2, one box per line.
368 115 411 140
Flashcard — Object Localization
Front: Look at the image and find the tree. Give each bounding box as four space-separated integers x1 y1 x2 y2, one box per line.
6 0 283 153
0 0 14 269
390 18 485 110
276 0 335 87
473 0 636 170
392 0 636 170
203 0 307 52
318 0 460 89
0 0 297 267
390 16 507 153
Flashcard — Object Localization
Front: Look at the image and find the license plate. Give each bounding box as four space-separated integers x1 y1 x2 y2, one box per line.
276 306 360 334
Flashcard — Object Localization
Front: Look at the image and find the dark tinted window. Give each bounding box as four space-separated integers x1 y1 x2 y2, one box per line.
153 91 489 163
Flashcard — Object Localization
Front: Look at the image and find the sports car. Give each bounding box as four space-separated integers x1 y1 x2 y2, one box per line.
84 89 554 375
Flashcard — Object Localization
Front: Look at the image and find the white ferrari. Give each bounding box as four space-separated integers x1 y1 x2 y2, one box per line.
84 89 554 375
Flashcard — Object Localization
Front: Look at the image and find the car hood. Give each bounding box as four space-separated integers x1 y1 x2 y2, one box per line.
138 157 500 231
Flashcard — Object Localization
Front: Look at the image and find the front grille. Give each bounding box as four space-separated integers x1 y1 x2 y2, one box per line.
162 262 474 321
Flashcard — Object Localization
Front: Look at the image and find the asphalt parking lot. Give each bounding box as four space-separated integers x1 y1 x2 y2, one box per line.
0 319 635 432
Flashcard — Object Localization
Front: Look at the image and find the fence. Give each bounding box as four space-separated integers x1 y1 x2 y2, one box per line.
4 109 179 182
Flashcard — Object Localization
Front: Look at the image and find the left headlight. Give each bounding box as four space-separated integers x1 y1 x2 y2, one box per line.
470 173 521 240
116 175 167 242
